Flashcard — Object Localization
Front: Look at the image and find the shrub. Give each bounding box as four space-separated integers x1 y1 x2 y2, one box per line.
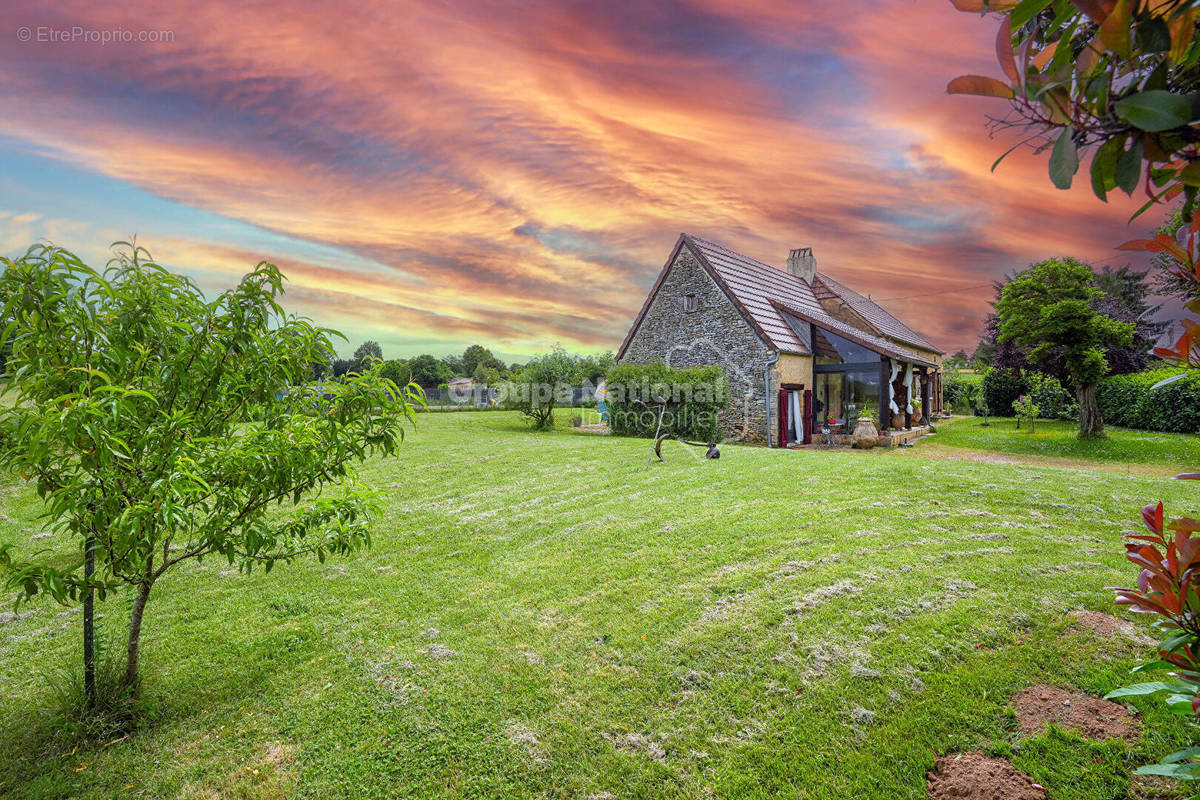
606 361 727 442
1108 489 1200 782
502 346 578 430
942 374 978 412
1011 394 1039 432
981 368 1027 418
1026 372 1077 421
1097 368 1200 434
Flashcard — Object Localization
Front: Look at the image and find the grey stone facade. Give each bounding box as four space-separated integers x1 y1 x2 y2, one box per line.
619 245 773 442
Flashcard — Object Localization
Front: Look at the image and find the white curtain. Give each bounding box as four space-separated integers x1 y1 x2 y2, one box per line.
789 390 803 442
888 361 900 413
903 363 914 414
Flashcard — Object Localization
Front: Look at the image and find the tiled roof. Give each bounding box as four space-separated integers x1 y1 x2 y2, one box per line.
618 234 942 362
813 273 942 354
686 235 941 358
685 235 821 355
774 302 937 368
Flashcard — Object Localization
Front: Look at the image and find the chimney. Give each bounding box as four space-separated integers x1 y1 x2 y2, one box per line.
786 247 816 282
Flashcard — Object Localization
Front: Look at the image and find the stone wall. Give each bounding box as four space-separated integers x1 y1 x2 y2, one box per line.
620 245 774 442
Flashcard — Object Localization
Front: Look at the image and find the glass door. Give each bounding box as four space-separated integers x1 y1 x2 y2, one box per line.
815 372 843 430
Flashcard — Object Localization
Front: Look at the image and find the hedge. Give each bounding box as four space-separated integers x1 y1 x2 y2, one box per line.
1097 367 1200 433
981 368 1027 417
942 374 979 412
1026 372 1077 421
606 362 728 442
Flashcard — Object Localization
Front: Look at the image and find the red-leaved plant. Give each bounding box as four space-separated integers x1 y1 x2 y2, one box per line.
1107 475 1200 781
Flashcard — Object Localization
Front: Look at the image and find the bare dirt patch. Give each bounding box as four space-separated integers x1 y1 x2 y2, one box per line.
1069 610 1155 644
927 752 1045 800
0 610 34 626
264 741 298 768
787 579 863 614
1012 685 1139 742
504 721 546 764
424 643 456 661
603 731 667 762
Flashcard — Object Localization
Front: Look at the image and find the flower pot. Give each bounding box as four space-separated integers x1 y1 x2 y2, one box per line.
852 418 879 449
890 412 905 429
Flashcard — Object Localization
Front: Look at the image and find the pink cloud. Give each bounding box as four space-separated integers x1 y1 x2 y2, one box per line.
0 0 1169 355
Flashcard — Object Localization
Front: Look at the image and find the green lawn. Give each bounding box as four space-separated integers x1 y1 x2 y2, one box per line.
930 415 1200 470
0 411 1196 799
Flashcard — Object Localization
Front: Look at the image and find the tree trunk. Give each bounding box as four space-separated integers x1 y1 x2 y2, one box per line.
83 530 96 709
1078 382 1105 439
122 583 152 692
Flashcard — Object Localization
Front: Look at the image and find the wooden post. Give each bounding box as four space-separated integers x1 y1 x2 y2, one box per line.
921 367 931 425
803 389 813 444
902 364 912 430
777 388 789 447
878 357 889 431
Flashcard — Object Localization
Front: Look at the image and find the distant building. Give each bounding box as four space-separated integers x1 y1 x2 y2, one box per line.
617 234 944 446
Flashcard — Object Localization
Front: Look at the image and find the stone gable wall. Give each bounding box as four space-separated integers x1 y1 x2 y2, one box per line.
620 246 773 442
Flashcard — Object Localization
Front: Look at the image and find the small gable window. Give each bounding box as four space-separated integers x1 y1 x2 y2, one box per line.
683 294 698 313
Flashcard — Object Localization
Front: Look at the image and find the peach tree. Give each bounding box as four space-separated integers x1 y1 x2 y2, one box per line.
0 243 417 708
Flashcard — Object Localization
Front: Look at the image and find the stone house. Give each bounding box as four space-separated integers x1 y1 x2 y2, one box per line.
616 234 944 446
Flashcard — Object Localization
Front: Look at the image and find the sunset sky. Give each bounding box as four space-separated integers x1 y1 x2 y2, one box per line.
0 0 1171 360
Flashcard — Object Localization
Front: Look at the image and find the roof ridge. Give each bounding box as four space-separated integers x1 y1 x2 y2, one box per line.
685 234 817 287
685 234 784 273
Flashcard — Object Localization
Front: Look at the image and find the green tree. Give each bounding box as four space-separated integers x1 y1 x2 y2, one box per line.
441 353 465 376
408 354 452 388
379 359 412 389
352 340 383 371
573 351 616 385
946 349 970 369
978 262 1163 376
461 344 504 378
970 340 996 370
0 243 417 705
995 258 1134 439
503 346 577 430
471 362 501 386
